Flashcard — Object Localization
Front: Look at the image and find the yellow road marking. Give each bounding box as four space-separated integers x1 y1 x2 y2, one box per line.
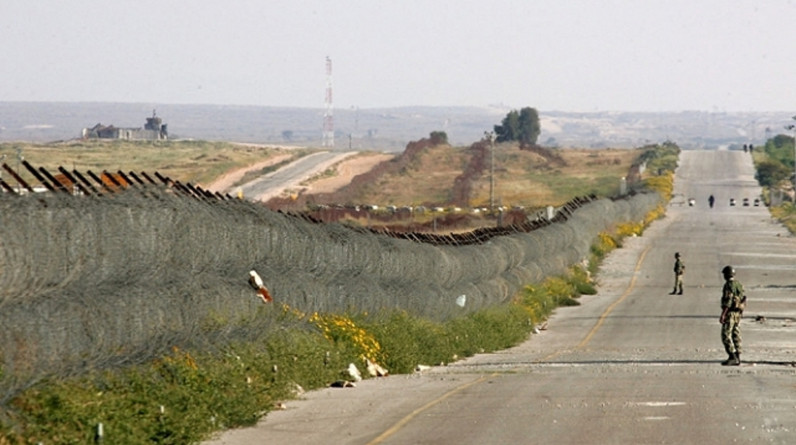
540 244 651 362
370 245 651 441
367 374 497 444
576 245 650 349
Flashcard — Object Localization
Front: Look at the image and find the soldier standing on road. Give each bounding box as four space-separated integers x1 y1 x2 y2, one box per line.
719 265 746 366
670 252 685 295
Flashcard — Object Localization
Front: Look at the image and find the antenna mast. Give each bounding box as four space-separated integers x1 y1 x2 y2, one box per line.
322 56 334 147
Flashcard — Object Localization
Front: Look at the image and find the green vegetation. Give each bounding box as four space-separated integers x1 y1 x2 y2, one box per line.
752 134 796 233
429 131 448 145
754 135 794 189
494 107 541 145
637 141 680 175
755 159 791 188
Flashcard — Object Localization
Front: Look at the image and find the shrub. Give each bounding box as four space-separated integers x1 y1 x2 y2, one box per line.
643 173 674 200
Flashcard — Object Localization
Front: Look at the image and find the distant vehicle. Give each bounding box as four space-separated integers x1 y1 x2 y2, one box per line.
742 198 750 206
729 198 736 206
754 198 761 206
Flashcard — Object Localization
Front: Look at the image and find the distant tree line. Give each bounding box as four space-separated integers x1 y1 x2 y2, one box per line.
494 107 541 145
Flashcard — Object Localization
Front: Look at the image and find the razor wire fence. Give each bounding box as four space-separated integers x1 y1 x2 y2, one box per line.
0 164 662 402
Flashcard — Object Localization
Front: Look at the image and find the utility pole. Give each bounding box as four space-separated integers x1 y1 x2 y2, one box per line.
322 56 334 148
484 131 496 212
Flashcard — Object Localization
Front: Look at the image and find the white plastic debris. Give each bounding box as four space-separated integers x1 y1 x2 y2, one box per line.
347 363 362 382
366 358 389 377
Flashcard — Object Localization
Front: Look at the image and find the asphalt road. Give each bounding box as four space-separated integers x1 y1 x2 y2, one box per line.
239 151 356 201
205 149 796 445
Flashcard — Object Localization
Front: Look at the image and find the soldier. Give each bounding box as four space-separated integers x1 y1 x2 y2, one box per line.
719 265 746 366
670 252 685 295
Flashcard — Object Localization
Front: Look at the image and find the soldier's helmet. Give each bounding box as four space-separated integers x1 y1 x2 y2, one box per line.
675 252 680 258
721 265 735 278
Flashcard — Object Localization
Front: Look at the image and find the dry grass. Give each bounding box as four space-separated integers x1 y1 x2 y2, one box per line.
1 139 640 210
481 148 639 207
339 143 640 209
366 144 467 205
0 139 300 188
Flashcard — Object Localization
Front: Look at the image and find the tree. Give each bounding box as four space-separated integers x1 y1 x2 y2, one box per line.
764 135 795 169
494 109 519 142
518 107 541 145
494 107 540 145
755 159 791 187
429 131 448 145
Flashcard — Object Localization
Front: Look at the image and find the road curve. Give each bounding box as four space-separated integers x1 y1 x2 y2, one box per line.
205 149 796 445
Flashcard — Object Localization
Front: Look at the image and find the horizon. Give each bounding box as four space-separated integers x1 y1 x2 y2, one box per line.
1 102 790 150
1 100 794 115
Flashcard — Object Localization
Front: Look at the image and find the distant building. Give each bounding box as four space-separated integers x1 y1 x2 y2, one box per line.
82 110 168 141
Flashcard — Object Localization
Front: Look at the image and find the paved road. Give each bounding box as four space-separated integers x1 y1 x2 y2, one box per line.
205 149 796 444
239 151 356 202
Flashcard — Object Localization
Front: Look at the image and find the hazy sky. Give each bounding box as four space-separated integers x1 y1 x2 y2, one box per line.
2 0 795 112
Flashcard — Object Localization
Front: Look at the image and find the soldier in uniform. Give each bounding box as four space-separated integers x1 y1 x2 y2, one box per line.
719 265 746 366
670 252 685 295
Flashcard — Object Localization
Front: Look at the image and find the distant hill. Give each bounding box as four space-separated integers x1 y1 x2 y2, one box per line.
0 102 787 150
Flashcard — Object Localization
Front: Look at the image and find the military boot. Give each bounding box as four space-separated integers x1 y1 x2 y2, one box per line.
729 353 740 366
721 353 735 366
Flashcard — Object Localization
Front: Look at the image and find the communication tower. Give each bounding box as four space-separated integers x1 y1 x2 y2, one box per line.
322 56 334 147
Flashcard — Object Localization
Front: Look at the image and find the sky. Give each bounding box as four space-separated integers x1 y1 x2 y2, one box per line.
1 0 795 112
